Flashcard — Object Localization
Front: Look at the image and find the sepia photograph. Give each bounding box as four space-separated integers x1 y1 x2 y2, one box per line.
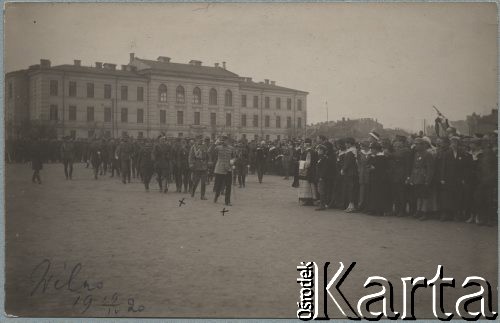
3 2 498 320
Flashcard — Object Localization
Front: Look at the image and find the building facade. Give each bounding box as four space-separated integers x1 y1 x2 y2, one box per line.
5 54 308 141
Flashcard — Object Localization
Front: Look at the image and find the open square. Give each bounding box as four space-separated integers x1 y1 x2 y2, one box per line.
5 163 497 318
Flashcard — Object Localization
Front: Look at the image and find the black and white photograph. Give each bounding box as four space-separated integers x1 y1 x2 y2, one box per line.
3 2 498 320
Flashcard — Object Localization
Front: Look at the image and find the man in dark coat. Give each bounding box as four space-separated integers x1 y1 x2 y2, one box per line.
189 135 209 199
100 138 109 176
439 136 469 221
317 135 335 205
390 138 412 216
107 139 120 177
153 136 171 193
174 139 190 193
89 137 103 180
470 137 497 225
315 144 330 211
255 141 267 184
115 135 134 184
137 139 155 191
409 138 435 220
366 142 390 216
330 139 346 209
30 138 43 184
60 136 76 180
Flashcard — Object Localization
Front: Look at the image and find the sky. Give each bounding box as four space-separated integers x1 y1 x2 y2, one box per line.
4 2 498 131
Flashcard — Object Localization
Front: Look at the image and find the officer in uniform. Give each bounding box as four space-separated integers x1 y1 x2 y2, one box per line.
100 138 109 176
174 138 190 193
189 135 209 200
210 134 235 205
108 139 120 177
89 137 103 180
115 134 134 184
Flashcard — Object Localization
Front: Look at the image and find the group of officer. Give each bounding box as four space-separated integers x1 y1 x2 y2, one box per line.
296 129 498 226
28 133 277 206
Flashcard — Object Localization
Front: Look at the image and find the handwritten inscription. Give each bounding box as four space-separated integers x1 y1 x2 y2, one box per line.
30 259 145 316
30 259 103 296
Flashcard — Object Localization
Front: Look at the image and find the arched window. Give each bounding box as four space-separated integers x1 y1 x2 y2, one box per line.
158 84 167 102
224 89 232 107
176 85 185 104
209 88 218 105
193 87 201 105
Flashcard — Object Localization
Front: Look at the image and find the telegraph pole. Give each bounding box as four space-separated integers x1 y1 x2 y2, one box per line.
325 100 328 123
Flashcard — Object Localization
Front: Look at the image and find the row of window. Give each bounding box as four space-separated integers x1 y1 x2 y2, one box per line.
72 130 289 141
48 104 302 128
241 95 302 111
49 105 142 123
50 80 143 101
157 85 233 106
48 80 303 110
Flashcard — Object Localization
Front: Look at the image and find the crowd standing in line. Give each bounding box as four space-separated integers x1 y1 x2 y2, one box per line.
7 124 498 225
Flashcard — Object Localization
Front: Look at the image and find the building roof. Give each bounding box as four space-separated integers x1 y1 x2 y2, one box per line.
239 79 308 94
48 64 146 78
134 58 240 79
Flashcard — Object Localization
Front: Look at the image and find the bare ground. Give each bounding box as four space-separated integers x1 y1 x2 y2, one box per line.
4 163 498 318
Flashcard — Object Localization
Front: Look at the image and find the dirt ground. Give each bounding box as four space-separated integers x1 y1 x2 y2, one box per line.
4 163 498 318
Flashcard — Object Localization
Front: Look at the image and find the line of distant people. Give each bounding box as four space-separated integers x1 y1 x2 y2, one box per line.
293 130 498 226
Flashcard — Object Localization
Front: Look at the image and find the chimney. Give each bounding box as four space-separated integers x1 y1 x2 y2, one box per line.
40 59 51 68
103 63 116 70
157 56 171 63
73 60 81 66
214 63 219 68
265 79 269 85
129 52 135 63
271 81 276 86
95 62 103 69
222 61 226 69
189 60 202 66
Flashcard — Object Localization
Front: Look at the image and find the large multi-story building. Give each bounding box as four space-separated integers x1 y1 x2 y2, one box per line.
5 54 308 141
